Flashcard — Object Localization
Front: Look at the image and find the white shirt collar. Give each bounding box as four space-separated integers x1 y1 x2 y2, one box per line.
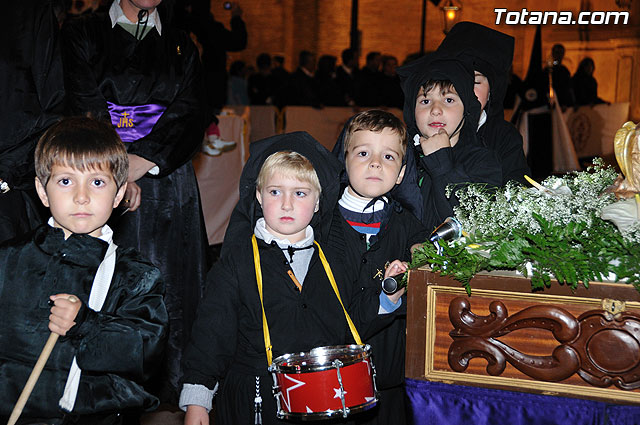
109 0 162 35
254 218 314 248
47 217 114 244
338 187 387 213
477 109 487 130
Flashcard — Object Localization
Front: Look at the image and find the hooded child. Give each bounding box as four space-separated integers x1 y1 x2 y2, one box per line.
330 110 430 425
437 21 530 185
397 53 502 231
180 132 387 425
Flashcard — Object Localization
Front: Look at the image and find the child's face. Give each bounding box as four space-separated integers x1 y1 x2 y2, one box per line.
256 171 319 243
35 163 126 239
344 128 405 200
415 85 465 146
474 71 490 110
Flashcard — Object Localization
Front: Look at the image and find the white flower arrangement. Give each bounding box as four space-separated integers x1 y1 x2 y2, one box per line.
410 159 640 293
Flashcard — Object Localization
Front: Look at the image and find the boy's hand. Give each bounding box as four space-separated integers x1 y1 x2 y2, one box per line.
419 129 451 156
184 405 209 425
387 287 406 304
384 260 408 304
49 294 81 337
384 260 408 279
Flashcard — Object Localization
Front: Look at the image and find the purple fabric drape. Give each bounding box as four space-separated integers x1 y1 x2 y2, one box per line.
107 101 166 143
405 379 640 425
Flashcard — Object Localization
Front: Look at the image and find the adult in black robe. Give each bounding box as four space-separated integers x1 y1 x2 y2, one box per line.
336 48 358 106
397 53 502 231
185 0 247 114
182 132 380 424
315 54 345 107
572 57 606 106
355 52 383 107
62 0 208 402
437 21 530 185
285 50 320 106
545 44 575 108
0 0 64 244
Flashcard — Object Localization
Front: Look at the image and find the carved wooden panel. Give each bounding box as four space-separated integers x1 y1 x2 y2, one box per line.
405 268 640 404
447 297 640 390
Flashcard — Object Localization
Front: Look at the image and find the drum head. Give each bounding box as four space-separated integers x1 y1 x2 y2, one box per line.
270 344 371 373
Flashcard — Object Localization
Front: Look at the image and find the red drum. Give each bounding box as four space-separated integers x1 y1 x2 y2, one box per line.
269 344 378 420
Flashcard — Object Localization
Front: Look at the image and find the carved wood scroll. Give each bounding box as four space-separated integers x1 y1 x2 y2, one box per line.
447 297 640 390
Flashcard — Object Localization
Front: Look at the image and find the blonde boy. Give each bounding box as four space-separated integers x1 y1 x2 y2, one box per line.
181 133 388 425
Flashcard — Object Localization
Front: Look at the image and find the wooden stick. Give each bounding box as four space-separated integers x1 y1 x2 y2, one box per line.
7 296 77 425
7 333 60 425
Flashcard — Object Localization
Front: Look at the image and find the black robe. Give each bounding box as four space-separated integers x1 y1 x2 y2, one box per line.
572 72 604 106
189 11 247 112
547 63 575 108
397 54 503 231
182 238 375 424
327 205 429 388
328 204 428 425
182 132 379 424
436 21 530 186
286 67 320 106
0 0 64 243
0 225 167 421
330 124 430 425
61 8 208 402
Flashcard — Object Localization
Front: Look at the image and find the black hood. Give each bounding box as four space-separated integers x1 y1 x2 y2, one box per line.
437 21 514 120
331 115 423 220
397 51 480 150
222 132 342 254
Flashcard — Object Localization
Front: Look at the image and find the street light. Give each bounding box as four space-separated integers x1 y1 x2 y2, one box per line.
441 0 461 34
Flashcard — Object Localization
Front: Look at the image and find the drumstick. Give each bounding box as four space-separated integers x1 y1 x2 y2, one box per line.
7 295 78 425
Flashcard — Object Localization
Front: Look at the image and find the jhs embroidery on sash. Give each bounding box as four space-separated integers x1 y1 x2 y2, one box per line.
117 112 134 129
106 101 167 143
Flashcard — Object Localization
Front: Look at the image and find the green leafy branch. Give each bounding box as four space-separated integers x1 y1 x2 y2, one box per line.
405 212 640 294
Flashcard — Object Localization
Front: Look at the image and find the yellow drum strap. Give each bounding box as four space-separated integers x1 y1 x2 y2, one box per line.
252 236 363 367
252 235 273 366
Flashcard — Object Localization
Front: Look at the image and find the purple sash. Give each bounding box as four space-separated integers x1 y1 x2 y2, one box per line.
107 101 166 143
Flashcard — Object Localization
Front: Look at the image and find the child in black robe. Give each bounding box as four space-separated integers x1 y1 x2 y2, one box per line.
179 132 402 425
0 117 167 425
437 21 530 185
397 53 503 231
329 110 430 425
